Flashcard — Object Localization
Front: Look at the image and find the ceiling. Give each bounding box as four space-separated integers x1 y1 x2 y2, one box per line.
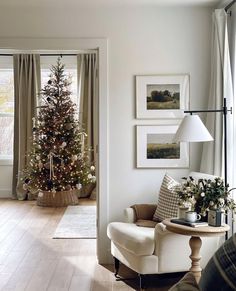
0 0 222 7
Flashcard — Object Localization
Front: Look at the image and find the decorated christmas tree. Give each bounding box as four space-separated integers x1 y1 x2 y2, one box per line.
22 59 95 205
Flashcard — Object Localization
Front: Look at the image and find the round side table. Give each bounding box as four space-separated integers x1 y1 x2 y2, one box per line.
162 218 230 283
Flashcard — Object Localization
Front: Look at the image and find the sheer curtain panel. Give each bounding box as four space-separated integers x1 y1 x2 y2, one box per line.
200 9 233 179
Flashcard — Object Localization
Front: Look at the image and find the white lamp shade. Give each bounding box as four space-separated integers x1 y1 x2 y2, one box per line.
174 115 214 142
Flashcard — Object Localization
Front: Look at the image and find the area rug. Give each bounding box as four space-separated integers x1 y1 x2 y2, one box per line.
53 205 96 239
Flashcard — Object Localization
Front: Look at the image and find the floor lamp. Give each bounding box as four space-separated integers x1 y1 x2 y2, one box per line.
174 98 232 237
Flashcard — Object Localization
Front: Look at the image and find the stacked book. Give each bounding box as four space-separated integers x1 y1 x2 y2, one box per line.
170 218 208 228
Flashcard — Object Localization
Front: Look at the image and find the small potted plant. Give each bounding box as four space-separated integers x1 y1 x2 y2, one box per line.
177 176 236 224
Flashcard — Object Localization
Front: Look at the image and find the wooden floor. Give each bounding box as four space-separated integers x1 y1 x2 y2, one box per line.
0 199 181 291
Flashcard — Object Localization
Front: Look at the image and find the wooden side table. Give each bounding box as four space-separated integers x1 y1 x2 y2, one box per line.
163 218 230 283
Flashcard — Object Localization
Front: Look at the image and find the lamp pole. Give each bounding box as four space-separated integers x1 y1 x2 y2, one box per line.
184 98 232 236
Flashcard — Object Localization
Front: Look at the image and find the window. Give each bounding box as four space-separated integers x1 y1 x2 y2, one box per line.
0 55 78 164
0 57 14 163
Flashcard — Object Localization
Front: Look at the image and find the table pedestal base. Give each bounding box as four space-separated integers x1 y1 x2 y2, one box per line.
189 236 202 283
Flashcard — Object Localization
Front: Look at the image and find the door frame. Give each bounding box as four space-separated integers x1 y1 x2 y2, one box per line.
0 38 109 263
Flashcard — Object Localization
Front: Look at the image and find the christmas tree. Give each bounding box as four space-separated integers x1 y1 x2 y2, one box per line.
22 59 96 197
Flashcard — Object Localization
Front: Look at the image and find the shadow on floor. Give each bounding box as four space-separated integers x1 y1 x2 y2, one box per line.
103 263 186 290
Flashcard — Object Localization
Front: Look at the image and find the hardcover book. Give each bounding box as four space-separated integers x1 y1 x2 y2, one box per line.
170 218 208 228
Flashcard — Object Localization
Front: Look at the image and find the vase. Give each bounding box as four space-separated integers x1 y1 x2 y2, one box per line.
178 206 190 219
208 209 222 227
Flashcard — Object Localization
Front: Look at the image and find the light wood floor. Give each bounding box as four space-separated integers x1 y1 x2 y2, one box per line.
0 199 182 291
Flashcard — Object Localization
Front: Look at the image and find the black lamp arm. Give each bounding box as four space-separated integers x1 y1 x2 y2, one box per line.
184 98 232 115
184 108 232 114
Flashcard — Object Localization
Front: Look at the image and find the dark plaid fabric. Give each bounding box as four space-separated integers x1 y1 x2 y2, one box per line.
199 233 236 291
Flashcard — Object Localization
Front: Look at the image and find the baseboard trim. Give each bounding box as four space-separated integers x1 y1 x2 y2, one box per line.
0 189 12 198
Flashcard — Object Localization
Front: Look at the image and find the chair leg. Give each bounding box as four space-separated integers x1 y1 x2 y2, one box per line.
114 257 120 277
139 274 146 290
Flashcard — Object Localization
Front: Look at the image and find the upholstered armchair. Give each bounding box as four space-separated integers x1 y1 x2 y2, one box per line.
107 172 222 290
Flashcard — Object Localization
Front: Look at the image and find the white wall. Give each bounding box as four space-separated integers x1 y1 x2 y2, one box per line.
0 4 212 261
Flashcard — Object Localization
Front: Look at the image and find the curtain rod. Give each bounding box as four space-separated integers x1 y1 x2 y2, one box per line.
225 0 235 12
0 53 96 57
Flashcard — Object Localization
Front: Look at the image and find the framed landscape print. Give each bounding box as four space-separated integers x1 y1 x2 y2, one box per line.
136 74 189 119
136 125 189 168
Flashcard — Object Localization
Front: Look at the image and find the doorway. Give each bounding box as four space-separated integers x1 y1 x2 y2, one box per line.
0 37 109 263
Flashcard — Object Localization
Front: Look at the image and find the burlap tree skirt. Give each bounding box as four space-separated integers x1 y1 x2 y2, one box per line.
37 189 79 207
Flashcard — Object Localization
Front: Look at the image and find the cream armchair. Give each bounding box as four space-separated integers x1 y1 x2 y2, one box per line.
107 172 222 290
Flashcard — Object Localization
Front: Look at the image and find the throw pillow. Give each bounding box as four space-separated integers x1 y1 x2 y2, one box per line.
199 233 236 291
168 272 199 291
153 173 180 221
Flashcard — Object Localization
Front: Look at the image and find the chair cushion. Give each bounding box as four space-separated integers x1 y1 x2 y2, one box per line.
136 219 157 228
153 173 180 221
107 222 155 256
199 233 236 291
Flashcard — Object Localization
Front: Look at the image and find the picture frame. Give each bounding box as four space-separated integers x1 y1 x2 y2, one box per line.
136 125 189 168
136 74 189 119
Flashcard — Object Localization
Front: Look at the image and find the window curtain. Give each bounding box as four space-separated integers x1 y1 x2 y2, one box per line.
200 9 233 180
77 53 98 198
228 3 236 233
12 54 41 200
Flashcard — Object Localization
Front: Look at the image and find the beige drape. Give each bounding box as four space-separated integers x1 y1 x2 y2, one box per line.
77 53 98 162
77 53 98 198
12 54 41 199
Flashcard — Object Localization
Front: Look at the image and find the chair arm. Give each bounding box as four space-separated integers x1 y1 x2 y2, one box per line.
154 222 192 272
124 207 136 223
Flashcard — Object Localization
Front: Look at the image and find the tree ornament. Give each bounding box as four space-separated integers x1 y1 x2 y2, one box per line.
47 97 51 102
44 162 50 169
36 155 41 161
48 80 52 85
61 142 67 148
25 178 30 184
76 183 82 190
71 155 78 162
65 123 73 130
38 161 43 169
47 180 53 189
23 183 28 190
65 185 71 191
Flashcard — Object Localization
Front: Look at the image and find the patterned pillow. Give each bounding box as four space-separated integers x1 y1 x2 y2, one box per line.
153 174 180 221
